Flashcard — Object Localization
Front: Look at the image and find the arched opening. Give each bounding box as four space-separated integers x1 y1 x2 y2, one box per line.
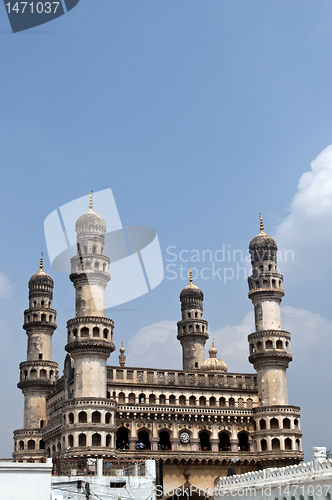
270 418 279 429
128 393 135 404
40 420 45 428
285 438 292 450
106 434 112 447
257 341 262 351
92 433 101 446
118 392 125 403
106 391 110 398
219 397 226 407
169 395 176 405
103 328 109 339
73 329 78 339
294 419 299 429
199 431 210 451
83 246 87 254
296 439 300 450
68 435 74 448
78 411 87 423
196 324 200 331
49 315 53 322
276 340 283 349
103 263 106 271
57 443 61 452
138 393 146 404
262 280 269 288
41 314 46 321
272 438 280 450
50 370 54 380
92 411 101 423
40 369 47 379
261 439 267 451
238 432 249 451
81 327 89 338
219 432 230 451
68 413 74 424
188 312 191 318
19 440 24 450
199 396 206 406
93 327 100 338
179 395 186 405
52 445 56 455
159 430 171 450
30 369 37 379
105 412 111 424
137 430 150 450
85 262 91 270
94 262 99 269
209 396 216 406
33 314 37 321
189 396 196 406
283 417 291 429
79 434 86 446
229 397 235 408
92 245 96 254
159 394 166 404
149 394 156 404
259 419 266 430
116 426 129 449
265 340 273 349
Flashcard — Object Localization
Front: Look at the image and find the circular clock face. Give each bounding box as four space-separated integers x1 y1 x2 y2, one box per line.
180 432 190 444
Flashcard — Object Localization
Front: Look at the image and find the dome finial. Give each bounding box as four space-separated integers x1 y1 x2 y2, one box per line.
259 213 265 234
89 191 93 211
189 268 193 284
39 252 43 271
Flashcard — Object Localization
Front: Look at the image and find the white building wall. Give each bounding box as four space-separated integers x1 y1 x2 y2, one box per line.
212 448 332 500
51 459 157 500
0 461 52 500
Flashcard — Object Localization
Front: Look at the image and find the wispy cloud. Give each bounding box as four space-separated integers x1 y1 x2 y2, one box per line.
0 272 14 298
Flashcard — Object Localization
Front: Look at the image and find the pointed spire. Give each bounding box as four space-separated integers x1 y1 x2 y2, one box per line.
259 213 265 234
89 191 93 211
189 268 193 284
39 252 43 271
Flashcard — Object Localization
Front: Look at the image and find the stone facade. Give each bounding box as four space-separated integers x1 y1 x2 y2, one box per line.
13 206 303 497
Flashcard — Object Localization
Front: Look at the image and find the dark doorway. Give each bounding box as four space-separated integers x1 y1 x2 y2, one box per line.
159 431 171 450
238 432 249 451
137 430 150 450
199 431 210 451
116 426 129 450
219 432 231 451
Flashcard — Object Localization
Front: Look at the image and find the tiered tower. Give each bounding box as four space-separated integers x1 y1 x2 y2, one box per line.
248 216 302 465
177 270 209 370
13 255 58 461
63 193 117 455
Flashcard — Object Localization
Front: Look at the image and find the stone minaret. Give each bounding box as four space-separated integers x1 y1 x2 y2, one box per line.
177 270 209 370
247 216 291 406
248 216 303 463
64 193 116 453
13 255 58 460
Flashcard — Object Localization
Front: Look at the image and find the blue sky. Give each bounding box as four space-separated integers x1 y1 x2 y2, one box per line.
1 0 332 460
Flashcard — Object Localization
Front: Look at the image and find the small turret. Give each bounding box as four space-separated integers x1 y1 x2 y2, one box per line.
177 270 209 370
119 342 126 367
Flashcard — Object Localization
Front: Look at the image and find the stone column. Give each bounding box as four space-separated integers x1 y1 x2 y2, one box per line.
210 439 219 452
128 436 136 451
230 438 239 452
191 438 200 452
150 437 159 451
170 438 180 451
249 438 255 452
